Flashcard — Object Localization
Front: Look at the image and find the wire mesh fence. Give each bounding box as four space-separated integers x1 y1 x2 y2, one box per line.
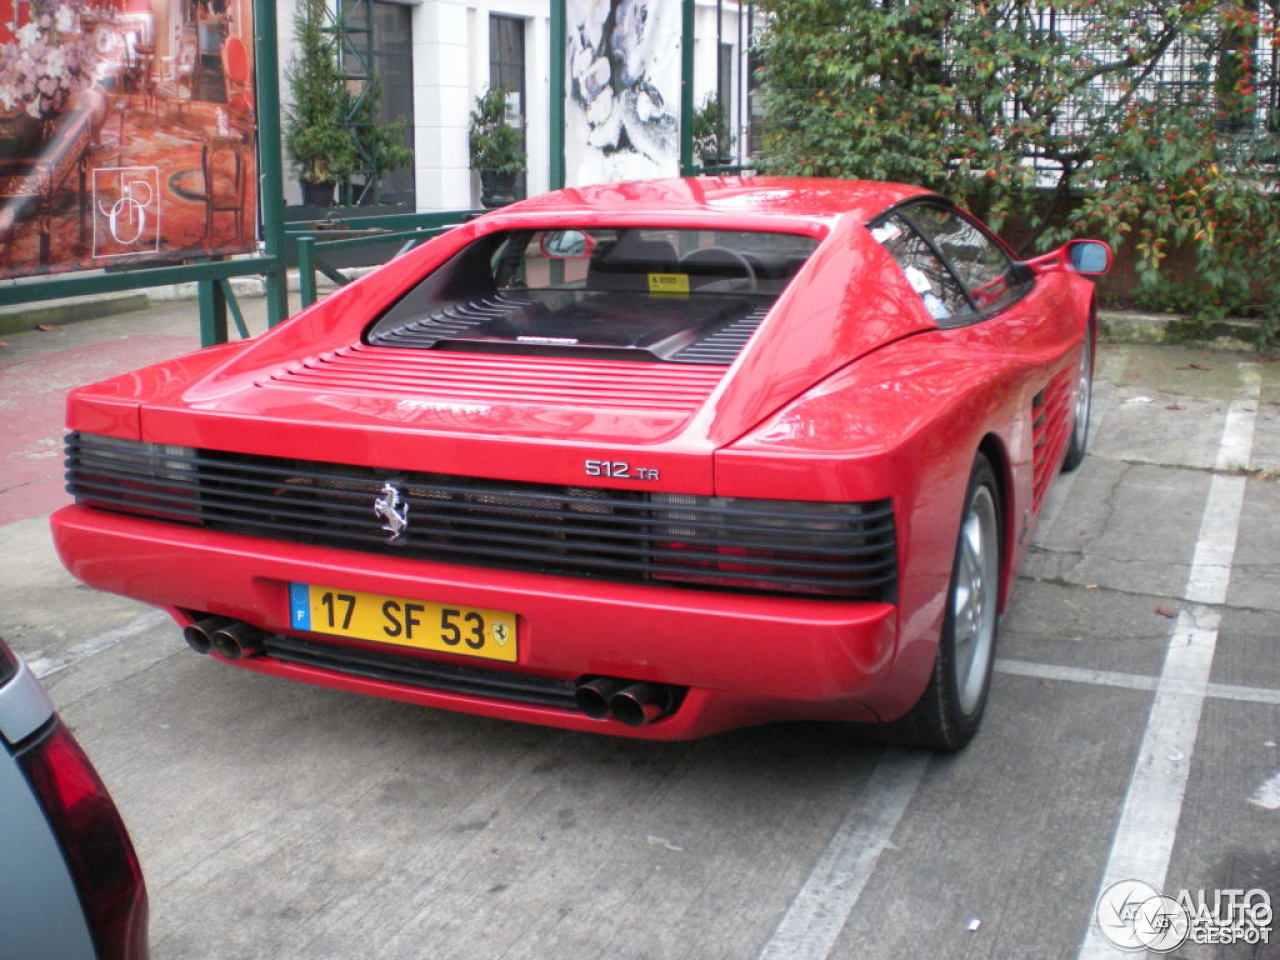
742 4 1280 176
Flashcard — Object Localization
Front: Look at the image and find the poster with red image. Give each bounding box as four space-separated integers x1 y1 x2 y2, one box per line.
0 0 257 279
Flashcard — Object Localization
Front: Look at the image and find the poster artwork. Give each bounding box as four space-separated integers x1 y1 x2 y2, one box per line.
0 0 257 280
92 163 158 257
566 0 680 187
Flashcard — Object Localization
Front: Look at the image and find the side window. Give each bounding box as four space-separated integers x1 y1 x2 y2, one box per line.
872 203 1028 324
908 205 1020 313
870 215 969 321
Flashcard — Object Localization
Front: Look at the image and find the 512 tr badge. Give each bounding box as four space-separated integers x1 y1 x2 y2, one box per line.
584 459 661 481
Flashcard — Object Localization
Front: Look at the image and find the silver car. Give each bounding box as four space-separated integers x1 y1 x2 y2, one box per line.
0 638 149 959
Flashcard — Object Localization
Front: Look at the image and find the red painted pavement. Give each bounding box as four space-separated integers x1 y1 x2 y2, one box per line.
0 334 198 525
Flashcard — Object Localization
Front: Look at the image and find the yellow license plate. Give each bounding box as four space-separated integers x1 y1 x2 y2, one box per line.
289 583 518 662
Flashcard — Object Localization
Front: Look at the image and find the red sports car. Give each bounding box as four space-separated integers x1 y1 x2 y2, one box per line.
51 177 1109 749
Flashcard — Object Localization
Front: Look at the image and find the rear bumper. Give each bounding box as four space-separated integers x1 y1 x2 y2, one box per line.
52 505 898 739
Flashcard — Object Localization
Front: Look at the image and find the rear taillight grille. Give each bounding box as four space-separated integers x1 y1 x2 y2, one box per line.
66 433 897 600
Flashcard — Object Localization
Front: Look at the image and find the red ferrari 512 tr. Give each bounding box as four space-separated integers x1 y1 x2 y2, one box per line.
52 177 1110 749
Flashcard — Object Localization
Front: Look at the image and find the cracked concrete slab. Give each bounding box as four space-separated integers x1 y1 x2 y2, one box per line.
1025 459 1215 600
1210 606 1280 693
1165 696 1280 960
1000 579 1177 677
1228 477 1280 615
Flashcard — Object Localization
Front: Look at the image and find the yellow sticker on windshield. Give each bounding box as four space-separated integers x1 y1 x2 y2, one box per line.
647 272 690 296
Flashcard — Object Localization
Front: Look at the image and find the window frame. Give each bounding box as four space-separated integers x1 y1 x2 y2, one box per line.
869 199 1032 328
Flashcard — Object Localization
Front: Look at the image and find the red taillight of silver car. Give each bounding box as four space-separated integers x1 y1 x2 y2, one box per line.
17 719 149 960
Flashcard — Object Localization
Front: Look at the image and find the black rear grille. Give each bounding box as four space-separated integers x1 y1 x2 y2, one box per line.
263 633 579 709
669 306 769 364
368 292 768 365
367 294 536 348
66 433 897 600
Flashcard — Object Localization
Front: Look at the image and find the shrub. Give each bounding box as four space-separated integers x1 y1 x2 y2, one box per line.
468 87 526 175
756 0 1280 342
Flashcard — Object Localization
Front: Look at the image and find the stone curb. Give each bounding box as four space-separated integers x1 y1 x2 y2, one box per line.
0 268 364 337
1098 310 1262 353
0 291 152 337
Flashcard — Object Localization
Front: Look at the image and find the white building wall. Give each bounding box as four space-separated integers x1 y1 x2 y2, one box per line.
412 1 472 209
444 0 552 208
276 1 745 212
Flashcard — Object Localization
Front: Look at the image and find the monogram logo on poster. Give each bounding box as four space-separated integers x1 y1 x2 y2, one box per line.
92 166 161 258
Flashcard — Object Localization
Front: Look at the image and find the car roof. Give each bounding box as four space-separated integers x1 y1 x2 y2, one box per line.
500 176 935 229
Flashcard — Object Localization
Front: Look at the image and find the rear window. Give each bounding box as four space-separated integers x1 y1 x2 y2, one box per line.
366 228 818 364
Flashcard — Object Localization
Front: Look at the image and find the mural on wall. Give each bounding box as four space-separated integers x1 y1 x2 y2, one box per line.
0 0 257 280
565 0 679 187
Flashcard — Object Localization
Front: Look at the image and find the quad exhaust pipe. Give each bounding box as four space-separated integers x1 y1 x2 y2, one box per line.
185 620 674 723
183 616 233 655
183 616 266 660
574 676 679 727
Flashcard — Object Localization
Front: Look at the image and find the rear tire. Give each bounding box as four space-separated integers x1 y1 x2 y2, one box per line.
889 454 1002 751
1062 334 1093 472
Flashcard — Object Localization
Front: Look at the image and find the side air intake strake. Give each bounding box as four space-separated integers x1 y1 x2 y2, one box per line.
65 433 898 600
1030 363 1074 512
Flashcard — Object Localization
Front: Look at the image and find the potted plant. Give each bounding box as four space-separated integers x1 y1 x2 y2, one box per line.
468 86 525 207
283 0 354 206
341 77 414 205
691 94 731 168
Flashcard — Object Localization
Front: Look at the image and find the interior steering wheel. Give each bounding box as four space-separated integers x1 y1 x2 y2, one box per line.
678 246 759 292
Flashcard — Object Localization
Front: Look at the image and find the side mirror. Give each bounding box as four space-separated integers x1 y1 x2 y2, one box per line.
539 229 595 260
1067 240 1112 275
1022 239 1113 278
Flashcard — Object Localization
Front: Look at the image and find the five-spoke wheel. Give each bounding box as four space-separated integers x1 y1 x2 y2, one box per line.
892 453 1002 750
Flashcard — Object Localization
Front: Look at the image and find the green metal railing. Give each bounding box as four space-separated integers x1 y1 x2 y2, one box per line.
0 256 279 347
288 209 482 309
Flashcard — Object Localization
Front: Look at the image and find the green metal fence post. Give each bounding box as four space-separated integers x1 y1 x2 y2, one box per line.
254 0 290 326
680 0 695 176
550 0 565 190
297 236 317 309
219 279 251 338
198 277 228 346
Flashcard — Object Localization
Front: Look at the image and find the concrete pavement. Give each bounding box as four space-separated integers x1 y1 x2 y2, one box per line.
1 298 1278 960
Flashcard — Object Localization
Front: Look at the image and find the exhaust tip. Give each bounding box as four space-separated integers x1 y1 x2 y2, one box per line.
210 621 267 660
183 616 234 655
574 677 626 719
610 682 673 727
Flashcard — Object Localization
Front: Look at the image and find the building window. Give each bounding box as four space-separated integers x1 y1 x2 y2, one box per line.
372 1 415 204
489 14 526 198
718 41 734 158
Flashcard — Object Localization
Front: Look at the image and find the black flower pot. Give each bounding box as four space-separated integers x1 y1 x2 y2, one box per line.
479 169 518 208
300 179 335 207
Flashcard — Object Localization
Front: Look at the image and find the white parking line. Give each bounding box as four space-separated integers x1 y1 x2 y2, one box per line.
26 609 169 680
995 657 1280 706
755 749 928 960
1077 365 1261 959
